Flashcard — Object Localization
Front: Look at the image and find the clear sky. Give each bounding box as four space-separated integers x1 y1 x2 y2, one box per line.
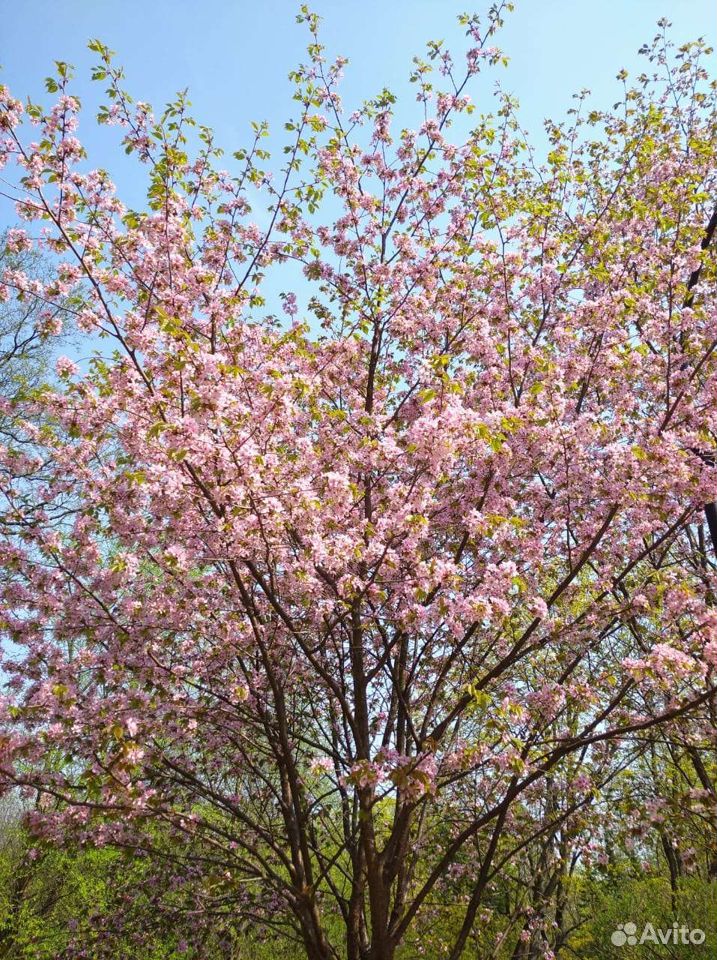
1 0 714 209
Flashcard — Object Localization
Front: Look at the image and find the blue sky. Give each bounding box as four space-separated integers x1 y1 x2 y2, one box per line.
1 0 714 210
1 0 713 356
0 3 712 628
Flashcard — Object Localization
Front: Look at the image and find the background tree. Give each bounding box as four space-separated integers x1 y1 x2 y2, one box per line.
0 231 74 432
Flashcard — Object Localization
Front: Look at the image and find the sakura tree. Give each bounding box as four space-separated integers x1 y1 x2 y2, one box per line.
0 6 715 959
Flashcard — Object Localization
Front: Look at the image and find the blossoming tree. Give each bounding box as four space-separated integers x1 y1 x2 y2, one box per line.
0 6 715 959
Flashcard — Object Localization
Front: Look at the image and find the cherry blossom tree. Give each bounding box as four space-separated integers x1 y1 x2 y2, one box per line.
0 6 715 959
